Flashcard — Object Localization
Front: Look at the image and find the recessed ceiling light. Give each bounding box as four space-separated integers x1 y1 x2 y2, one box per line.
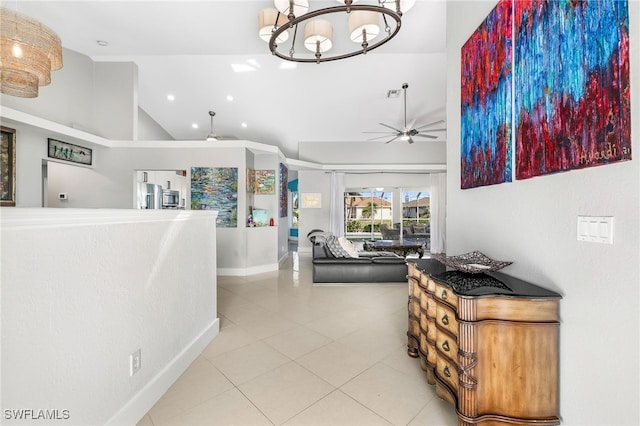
96 40 109 47
192 123 198 129
226 95 233 101
241 122 247 128
167 94 175 101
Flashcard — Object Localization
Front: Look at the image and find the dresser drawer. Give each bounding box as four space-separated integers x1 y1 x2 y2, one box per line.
426 317 436 342
436 303 458 337
422 274 434 293
434 281 458 309
436 355 458 395
436 331 458 364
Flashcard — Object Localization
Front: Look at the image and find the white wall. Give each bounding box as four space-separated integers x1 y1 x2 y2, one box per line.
299 140 446 165
1 49 137 140
446 2 639 424
1 209 219 426
138 108 174 141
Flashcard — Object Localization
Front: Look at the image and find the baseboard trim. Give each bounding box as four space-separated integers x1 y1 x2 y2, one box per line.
218 263 279 276
106 318 220 426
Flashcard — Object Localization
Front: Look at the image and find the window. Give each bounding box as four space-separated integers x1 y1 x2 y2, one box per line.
401 190 430 246
344 189 393 241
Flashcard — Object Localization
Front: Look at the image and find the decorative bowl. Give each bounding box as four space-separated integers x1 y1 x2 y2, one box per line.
432 251 512 274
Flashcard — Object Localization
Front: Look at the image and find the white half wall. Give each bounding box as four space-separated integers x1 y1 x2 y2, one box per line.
446 1 639 424
1 209 219 425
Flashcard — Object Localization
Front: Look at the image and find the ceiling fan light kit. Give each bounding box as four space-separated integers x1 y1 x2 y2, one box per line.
258 0 410 64
364 83 446 144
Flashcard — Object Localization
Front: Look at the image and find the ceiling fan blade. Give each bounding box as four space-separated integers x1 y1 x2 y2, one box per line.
408 137 414 144
413 134 439 139
419 128 447 132
363 131 396 134
378 122 403 133
384 136 401 144
367 134 398 141
414 119 446 130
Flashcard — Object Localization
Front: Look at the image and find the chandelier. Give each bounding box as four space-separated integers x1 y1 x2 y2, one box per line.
258 1 415 64
0 7 63 98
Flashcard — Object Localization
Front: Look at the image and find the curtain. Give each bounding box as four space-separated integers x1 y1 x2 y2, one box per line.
429 173 446 254
329 172 345 237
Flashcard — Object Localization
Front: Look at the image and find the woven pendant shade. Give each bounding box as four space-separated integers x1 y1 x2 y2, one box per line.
0 7 63 98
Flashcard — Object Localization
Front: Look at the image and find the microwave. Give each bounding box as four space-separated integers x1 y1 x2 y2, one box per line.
162 189 180 208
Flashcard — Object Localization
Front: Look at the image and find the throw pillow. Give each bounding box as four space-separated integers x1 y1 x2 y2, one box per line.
338 237 359 258
309 231 332 244
325 235 353 258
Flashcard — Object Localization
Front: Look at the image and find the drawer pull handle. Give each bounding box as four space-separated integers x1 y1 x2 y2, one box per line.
443 366 452 378
442 314 449 326
442 340 450 352
441 290 448 300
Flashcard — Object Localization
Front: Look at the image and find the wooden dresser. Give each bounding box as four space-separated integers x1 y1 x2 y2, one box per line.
407 259 562 425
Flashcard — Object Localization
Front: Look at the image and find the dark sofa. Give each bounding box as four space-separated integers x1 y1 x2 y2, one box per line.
312 241 408 283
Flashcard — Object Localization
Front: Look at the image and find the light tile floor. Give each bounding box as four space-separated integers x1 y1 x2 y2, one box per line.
138 249 457 426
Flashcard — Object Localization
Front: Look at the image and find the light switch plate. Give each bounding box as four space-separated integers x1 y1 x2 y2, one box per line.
577 216 613 244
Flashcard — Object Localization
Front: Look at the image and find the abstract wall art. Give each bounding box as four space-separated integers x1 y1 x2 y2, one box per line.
279 162 288 217
460 0 513 189
255 169 276 194
514 0 631 179
191 167 238 227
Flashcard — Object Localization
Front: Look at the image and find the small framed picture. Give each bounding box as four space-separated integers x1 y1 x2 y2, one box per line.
48 138 93 166
1 126 16 206
301 193 322 208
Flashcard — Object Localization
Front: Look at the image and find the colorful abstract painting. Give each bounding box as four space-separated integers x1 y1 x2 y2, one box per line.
279 162 288 218
460 0 512 189
191 167 238 227
514 0 631 179
255 170 275 194
246 168 256 193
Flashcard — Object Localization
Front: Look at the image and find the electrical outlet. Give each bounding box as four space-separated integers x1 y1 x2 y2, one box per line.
129 349 141 376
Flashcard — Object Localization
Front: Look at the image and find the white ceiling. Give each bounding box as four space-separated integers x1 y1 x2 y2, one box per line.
6 0 447 158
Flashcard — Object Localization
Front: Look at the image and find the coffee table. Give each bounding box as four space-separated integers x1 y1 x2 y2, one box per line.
364 239 425 258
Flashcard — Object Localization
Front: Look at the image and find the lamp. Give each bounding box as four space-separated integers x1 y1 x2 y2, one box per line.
0 7 63 98
258 8 290 43
259 0 404 64
206 111 218 142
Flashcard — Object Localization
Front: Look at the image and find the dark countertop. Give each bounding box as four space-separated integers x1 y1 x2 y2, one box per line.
408 258 561 299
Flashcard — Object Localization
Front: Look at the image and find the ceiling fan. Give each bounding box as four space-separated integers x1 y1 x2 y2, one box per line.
364 83 446 144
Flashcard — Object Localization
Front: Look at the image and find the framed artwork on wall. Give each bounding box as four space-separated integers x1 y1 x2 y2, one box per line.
48 138 93 166
301 193 322 208
279 162 288 217
190 167 238 227
255 170 275 194
460 0 513 189
1 126 16 206
514 0 631 179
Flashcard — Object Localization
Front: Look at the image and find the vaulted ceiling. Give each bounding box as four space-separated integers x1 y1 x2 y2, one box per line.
8 0 447 158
